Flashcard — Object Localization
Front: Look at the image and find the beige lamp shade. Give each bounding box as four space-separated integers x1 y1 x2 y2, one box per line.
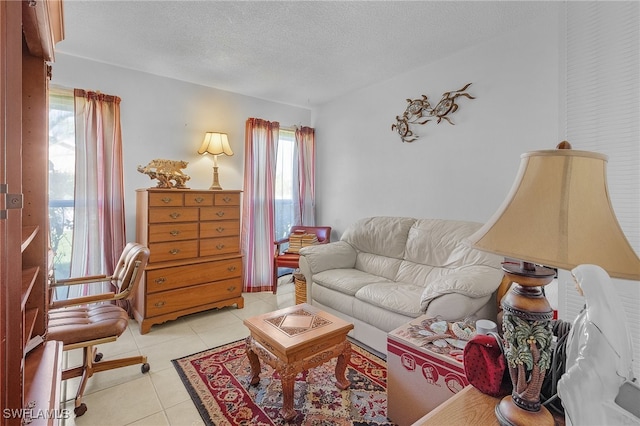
198 132 234 157
467 147 640 281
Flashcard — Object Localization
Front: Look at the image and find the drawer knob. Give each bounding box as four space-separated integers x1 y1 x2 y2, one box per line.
216 211 225 217
169 212 181 219
154 301 166 307
216 227 225 233
195 197 204 203
169 248 180 255
161 197 172 204
170 230 181 236
216 244 225 250
223 196 232 203
154 277 166 284
227 266 236 272
227 286 236 292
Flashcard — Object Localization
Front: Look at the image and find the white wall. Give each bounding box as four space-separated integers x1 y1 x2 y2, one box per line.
50 9 561 245
312 11 560 237
51 54 311 242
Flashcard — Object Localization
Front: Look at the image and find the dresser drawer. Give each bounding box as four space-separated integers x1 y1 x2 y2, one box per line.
145 278 243 317
200 236 240 256
185 192 214 206
148 223 198 243
200 220 240 239
149 207 199 223
149 192 184 207
145 258 242 293
200 206 240 221
148 240 198 263
215 192 240 206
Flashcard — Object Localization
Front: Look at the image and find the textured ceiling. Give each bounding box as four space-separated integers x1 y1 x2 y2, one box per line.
57 1 559 108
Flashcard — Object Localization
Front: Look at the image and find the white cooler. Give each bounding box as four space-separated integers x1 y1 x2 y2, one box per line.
387 316 469 426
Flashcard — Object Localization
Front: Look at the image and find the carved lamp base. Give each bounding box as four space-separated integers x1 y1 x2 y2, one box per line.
209 165 223 190
495 395 555 426
497 261 555 426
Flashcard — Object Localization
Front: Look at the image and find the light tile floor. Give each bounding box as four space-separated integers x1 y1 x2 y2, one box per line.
61 279 296 426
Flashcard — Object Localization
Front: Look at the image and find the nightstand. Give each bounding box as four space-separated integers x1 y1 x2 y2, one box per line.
412 386 565 425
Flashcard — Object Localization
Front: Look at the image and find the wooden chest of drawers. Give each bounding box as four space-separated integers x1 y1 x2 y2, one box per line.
133 189 244 334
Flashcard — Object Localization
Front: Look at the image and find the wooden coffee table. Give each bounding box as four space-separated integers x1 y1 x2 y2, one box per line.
243 303 354 421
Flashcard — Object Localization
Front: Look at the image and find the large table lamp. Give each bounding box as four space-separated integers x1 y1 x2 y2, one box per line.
198 132 234 190
466 142 640 426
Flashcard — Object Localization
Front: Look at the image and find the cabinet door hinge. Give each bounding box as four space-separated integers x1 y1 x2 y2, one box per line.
0 184 23 219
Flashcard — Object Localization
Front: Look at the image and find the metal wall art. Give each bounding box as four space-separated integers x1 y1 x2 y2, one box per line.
392 83 475 143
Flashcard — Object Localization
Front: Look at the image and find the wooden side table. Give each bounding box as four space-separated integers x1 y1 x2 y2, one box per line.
243 303 354 421
412 386 565 426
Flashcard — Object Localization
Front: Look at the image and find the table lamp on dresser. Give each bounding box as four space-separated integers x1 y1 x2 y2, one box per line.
198 132 234 190
466 141 640 426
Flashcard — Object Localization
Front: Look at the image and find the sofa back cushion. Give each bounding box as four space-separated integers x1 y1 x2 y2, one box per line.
341 216 415 258
340 217 416 279
404 219 495 267
396 218 502 288
339 217 502 288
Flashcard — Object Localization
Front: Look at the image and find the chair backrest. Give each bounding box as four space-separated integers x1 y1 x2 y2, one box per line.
290 226 331 244
112 242 150 299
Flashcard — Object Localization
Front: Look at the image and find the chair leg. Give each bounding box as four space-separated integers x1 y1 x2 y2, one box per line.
72 346 96 416
92 354 149 374
61 345 150 417
273 264 278 294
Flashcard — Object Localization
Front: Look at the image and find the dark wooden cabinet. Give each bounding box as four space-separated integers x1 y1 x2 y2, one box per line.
1 1 64 425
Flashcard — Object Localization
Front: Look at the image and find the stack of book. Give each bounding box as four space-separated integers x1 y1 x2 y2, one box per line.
288 231 318 253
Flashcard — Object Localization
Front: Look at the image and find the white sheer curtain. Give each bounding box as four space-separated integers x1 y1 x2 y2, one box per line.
241 118 279 292
70 89 126 296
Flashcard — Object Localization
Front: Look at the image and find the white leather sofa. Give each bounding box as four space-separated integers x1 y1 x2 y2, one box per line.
298 217 504 355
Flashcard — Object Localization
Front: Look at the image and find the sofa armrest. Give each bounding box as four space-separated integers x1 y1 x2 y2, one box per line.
298 241 357 274
424 292 496 322
299 241 357 305
420 266 502 312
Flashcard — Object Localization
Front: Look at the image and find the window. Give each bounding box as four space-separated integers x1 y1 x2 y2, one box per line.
48 88 75 279
274 128 296 240
559 2 640 377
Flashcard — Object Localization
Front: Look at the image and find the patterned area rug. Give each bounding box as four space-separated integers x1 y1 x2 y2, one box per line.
172 339 394 425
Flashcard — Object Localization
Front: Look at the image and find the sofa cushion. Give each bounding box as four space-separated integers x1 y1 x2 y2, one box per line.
395 261 443 288
355 253 403 281
313 269 393 296
355 282 425 317
341 217 415 259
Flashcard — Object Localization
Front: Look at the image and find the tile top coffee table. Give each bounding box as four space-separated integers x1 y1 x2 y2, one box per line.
243 303 354 421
